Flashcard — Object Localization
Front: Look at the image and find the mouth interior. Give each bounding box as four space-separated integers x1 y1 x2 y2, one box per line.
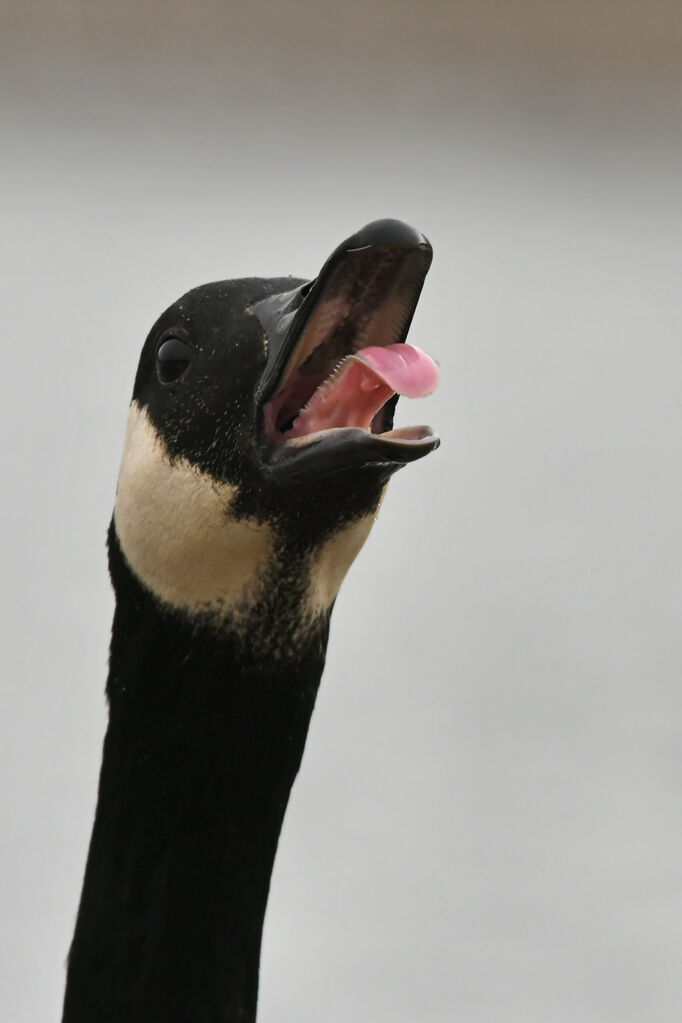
262 246 438 446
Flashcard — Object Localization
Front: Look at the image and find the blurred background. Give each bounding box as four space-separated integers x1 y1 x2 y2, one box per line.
2 2 681 1020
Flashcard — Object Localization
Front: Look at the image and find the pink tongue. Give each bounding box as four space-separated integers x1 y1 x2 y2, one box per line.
356 344 439 397
284 342 438 439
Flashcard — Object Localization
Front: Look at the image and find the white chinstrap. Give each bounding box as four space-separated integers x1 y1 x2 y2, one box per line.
114 401 378 625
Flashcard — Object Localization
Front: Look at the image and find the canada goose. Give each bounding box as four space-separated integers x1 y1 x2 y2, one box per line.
62 219 439 1022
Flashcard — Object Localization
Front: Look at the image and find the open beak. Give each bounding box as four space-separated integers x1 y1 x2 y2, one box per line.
254 218 440 482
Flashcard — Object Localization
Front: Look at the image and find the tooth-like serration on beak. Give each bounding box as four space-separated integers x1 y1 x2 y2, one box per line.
280 345 439 440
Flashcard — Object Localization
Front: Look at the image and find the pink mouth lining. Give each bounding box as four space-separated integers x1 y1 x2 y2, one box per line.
266 344 439 442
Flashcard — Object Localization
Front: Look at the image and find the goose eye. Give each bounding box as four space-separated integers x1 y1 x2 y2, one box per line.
156 337 193 383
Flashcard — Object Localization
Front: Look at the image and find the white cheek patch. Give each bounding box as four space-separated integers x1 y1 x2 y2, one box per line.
306 493 385 614
114 402 274 619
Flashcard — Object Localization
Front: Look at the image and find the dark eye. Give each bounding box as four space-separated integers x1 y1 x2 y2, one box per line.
156 337 193 384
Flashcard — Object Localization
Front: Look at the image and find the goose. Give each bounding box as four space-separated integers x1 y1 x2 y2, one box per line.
61 219 440 1022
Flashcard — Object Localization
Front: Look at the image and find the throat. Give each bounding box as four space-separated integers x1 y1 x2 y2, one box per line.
62 533 330 1023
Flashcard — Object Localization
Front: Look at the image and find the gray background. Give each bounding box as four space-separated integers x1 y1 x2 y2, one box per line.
2 2 681 1020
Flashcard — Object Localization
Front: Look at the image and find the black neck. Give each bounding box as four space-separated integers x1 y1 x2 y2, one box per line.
62 529 329 1023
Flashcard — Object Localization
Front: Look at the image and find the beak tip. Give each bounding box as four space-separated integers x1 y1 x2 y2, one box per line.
345 218 431 254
